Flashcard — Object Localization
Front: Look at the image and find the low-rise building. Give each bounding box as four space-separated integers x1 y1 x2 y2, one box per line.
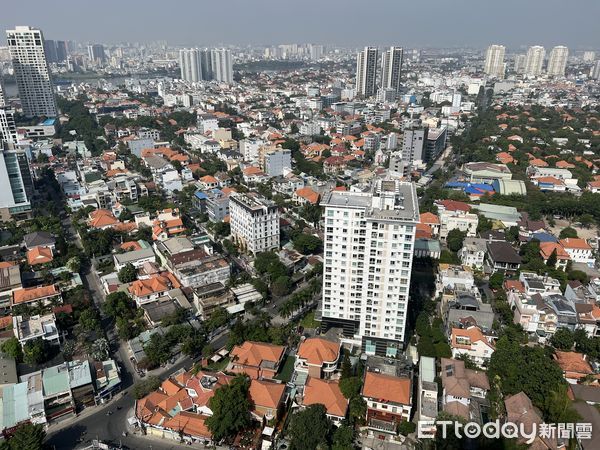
440 357 490 422
362 371 412 435
229 341 286 380
295 337 340 380
450 326 495 367
300 377 348 426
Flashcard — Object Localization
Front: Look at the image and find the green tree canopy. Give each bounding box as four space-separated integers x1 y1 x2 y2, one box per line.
550 328 575 351
559 227 578 239
292 233 323 255
288 404 332 450
117 262 137 283
206 375 253 441
1 337 22 362
446 229 466 252
2 422 46 450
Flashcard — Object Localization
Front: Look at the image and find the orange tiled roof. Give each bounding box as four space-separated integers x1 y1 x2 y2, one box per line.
539 242 570 260
420 212 440 225
230 341 285 369
559 238 591 250
295 187 320 205
128 275 170 297
120 241 142 252
297 338 340 366
303 378 348 418
13 284 59 305
249 379 285 410
89 209 119 228
362 372 411 405
451 326 493 350
27 246 53 265
554 351 593 376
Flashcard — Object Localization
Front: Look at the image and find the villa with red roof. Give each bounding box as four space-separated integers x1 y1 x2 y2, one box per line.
362 371 412 435
229 341 286 380
559 238 595 267
295 337 341 379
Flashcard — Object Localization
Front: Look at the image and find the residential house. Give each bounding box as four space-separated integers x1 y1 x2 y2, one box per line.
486 241 521 272
440 358 490 422
13 314 60 347
295 337 341 380
554 351 595 384
249 379 286 422
560 238 595 267
300 378 348 426
128 275 173 306
450 326 495 367
12 284 61 308
362 371 412 435
229 341 286 380
459 237 487 270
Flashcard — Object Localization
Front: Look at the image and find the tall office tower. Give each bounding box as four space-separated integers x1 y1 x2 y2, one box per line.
6 26 58 118
320 179 419 356
44 39 58 63
483 45 506 78
309 44 324 60
547 46 569 77
55 40 68 62
199 49 213 80
401 128 427 163
87 44 106 64
524 46 546 76
593 60 600 81
583 51 596 63
0 107 17 145
229 193 279 254
355 47 378 98
513 54 526 74
210 49 233 83
179 48 202 82
380 46 403 96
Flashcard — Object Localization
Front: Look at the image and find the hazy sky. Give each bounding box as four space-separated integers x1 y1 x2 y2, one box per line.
1 0 599 49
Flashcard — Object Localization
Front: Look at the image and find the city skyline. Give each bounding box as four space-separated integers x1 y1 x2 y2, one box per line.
0 0 599 48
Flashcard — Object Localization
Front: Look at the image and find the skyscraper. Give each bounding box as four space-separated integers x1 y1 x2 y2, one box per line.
583 51 596 63
380 46 403 96
44 39 58 63
200 49 212 80
513 54 526 74
593 60 600 81
87 44 106 64
547 46 569 77
483 45 505 79
210 49 233 83
320 179 419 356
355 47 378 98
179 48 202 82
55 40 68 63
6 26 57 118
524 46 546 77
309 44 324 61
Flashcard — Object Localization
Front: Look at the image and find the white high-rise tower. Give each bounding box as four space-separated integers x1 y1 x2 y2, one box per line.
179 48 203 82
320 179 419 356
355 47 378 98
210 49 233 83
524 46 546 77
380 47 403 96
6 26 57 118
547 46 569 77
483 45 505 79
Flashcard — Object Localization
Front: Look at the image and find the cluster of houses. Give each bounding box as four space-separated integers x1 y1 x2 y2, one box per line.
135 337 415 446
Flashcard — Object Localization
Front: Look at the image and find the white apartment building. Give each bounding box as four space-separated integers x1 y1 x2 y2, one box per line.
6 26 57 117
210 49 233 83
320 180 419 356
438 209 478 239
179 48 202 82
484 45 505 79
239 138 263 161
230 193 280 255
380 47 403 95
263 149 291 177
524 46 546 77
547 46 569 77
356 47 378 98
